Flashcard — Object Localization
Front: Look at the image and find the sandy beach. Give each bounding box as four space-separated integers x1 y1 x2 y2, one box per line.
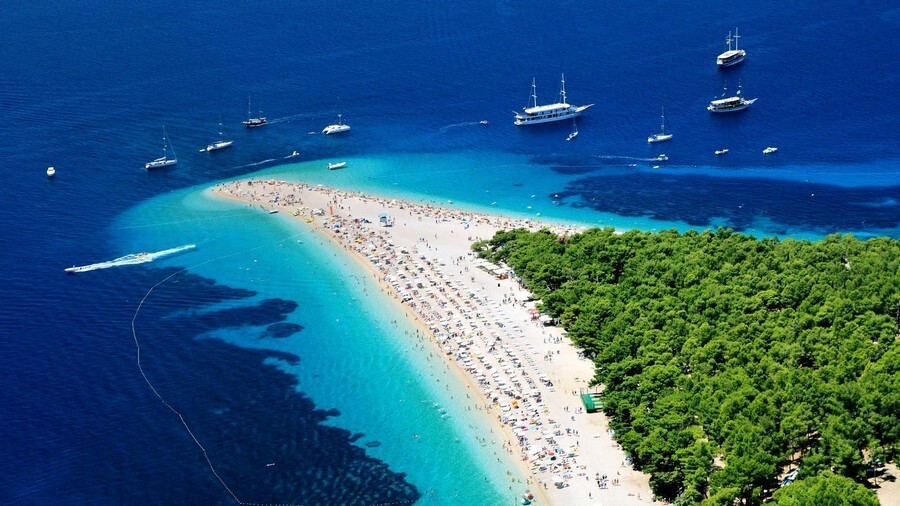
210 177 654 505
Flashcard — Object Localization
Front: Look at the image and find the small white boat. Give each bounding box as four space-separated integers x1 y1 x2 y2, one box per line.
145 126 177 170
566 119 578 141
479 120 489 125
715 149 729 155
268 209 279 214
46 166 56 177
514 74 593 126
763 147 778 154
205 120 232 152
647 106 673 143
717 28 746 68
656 154 668 161
290 150 300 157
327 161 347 170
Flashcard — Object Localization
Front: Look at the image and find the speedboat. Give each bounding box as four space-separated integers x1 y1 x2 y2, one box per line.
716 28 746 68
763 147 778 154
268 209 279 214
715 149 729 155
656 154 668 161
46 166 56 177
708 81 756 113
514 74 593 126
479 120 489 125
327 161 347 170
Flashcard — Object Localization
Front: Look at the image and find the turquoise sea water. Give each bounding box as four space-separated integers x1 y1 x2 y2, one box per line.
115 187 525 504
4 0 899 503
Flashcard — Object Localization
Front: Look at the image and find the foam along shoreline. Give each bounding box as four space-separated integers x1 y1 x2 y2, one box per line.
211 178 654 505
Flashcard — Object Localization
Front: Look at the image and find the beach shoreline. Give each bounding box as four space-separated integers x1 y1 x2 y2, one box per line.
210 178 655 505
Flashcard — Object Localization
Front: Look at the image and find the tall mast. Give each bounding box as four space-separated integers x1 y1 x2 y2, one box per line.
733 27 740 51
530 78 538 109
338 97 343 125
247 95 252 118
660 107 665 133
560 73 567 105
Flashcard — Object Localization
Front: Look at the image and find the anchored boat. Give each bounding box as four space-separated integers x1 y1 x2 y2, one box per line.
514 74 593 126
717 28 746 68
205 119 233 151
647 106 673 143
708 81 756 113
145 126 177 170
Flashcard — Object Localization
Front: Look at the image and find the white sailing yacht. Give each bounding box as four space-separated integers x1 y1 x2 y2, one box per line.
145 126 177 170
514 74 593 126
205 119 233 151
647 107 673 143
566 118 579 141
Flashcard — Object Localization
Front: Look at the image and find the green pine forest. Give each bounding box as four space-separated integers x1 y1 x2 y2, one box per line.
475 227 898 505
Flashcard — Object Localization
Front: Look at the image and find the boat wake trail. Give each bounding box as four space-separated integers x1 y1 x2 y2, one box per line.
231 158 277 170
438 121 481 133
65 244 196 273
595 154 663 162
267 112 321 124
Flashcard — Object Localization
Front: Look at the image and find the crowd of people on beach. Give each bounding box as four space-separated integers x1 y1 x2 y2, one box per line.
214 179 654 503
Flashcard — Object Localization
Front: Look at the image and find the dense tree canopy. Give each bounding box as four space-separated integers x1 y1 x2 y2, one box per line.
771 472 879 505
476 228 898 504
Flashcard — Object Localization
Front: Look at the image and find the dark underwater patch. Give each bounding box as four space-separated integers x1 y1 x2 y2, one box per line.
553 171 900 235
263 322 304 339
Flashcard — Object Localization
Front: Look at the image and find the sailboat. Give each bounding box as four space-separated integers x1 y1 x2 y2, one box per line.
145 126 177 170
566 118 579 141
242 95 267 128
322 100 351 135
647 107 673 143
205 119 233 151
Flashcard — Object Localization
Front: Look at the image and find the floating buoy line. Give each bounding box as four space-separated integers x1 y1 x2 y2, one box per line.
130 232 303 504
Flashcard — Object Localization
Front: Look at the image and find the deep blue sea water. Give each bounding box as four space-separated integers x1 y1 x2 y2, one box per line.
2 1 899 504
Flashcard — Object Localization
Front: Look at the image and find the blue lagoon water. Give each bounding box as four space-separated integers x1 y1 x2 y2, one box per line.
2 0 899 504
